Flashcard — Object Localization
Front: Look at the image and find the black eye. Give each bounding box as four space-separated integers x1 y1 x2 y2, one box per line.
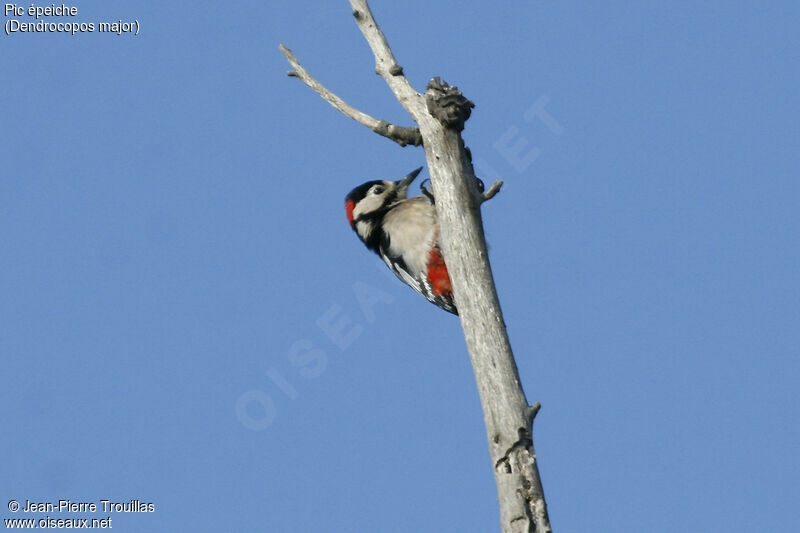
371 185 385 195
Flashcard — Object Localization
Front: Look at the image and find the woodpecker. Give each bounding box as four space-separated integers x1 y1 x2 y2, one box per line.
345 167 457 315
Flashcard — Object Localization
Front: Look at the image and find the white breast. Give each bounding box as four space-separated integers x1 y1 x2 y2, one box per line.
382 197 438 274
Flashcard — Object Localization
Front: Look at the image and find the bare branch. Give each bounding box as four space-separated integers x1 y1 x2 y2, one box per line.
281 3 551 531
481 180 504 203
279 44 421 147
526 402 541 425
348 0 426 120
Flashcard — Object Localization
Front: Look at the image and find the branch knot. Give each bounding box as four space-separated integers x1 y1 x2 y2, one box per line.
373 120 422 147
425 77 474 131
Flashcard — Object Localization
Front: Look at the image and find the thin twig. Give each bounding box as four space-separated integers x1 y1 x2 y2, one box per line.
279 44 422 147
526 402 541 426
481 180 504 203
348 0 425 121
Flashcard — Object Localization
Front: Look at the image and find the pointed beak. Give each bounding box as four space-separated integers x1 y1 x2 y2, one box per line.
395 167 423 193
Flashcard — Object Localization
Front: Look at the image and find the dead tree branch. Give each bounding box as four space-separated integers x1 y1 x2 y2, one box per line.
279 44 421 147
481 180 504 203
349 1 424 119
281 3 551 531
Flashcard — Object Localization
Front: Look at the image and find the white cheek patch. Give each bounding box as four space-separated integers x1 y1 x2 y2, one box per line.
352 194 385 222
355 219 373 240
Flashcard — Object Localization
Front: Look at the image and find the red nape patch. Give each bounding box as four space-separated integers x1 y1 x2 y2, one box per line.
345 199 356 227
427 248 453 296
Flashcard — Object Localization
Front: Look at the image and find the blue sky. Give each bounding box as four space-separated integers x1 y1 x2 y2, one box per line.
2 1 798 531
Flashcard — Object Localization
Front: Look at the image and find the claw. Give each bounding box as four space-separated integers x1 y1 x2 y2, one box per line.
420 178 435 204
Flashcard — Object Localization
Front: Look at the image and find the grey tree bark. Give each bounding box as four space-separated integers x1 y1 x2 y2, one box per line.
281 2 551 531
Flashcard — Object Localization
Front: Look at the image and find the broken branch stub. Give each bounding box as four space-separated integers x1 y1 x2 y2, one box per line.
425 77 475 132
